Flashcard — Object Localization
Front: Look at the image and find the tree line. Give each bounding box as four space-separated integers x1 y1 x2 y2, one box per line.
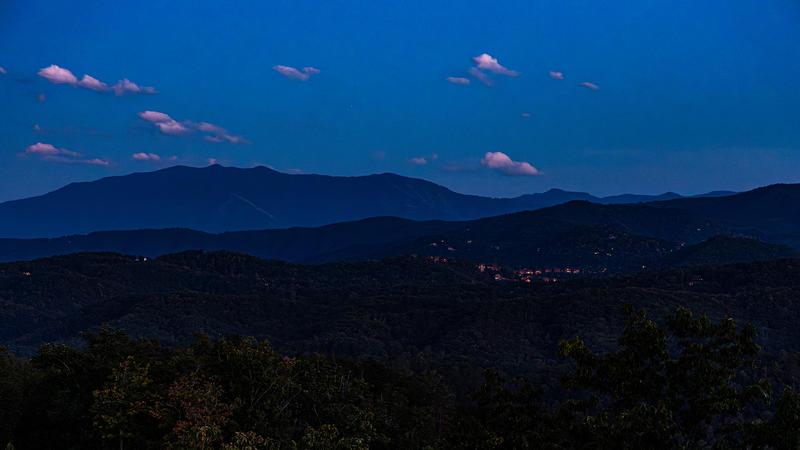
2 306 799 449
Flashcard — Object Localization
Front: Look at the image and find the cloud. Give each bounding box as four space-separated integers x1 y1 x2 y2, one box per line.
132 152 161 161
580 81 600 91
137 110 189 136
138 111 246 142
446 76 470 85
549 71 564 80
38 65 78 84
138 110 173 124
33 124 43 133
480 151 541 176
472 53 519 77
196 122 225 133
77 74 109 92
38 64 155 95
112 78 156 96
37 93 46 103
25 142 80 157
207 158 219 165
468 67 493 86
521 112 531 118
0 66 6 74
155 120 191 136
409 156 428 166
22 142 110 166
85 158 111 166
273 65 320 81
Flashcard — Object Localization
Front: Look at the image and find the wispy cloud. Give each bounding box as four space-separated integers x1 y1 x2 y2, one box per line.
25 142 80 157
112 78 156 96
468 67 493 86
138 110 192 136
132 152 161 161
273 65 320 81
472 53 519 77
480 151 541 176
38 64 155 95
549 71 564 80
38 65 78 84
22 142 110 166
580 81 600 91
409 153 438 166
156 120 191 136
521 112 531 118
77 74 109 92
138 111 247 143
0 66 7 75
196 122 225 134
446 76 470 85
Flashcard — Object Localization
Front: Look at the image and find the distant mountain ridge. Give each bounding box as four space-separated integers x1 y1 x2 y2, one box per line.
3 198 786 272
0 165 733 238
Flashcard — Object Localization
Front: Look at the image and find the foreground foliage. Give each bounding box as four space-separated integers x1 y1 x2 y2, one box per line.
2 307 799 449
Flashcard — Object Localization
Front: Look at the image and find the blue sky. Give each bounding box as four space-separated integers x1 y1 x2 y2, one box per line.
1 0 799 201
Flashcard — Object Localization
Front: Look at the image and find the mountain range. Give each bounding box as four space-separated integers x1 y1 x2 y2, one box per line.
3 165 800 272
0 164 733 238
0 196 796 271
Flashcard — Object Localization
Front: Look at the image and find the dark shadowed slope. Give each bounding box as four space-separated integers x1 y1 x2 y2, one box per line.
0 201 725 271
666 235 797 267
0 164 723 238
4 251 800 376
651 183 800 247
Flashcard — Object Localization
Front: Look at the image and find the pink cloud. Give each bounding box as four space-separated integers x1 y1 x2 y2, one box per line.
139 111 246 142
38 65 78 85
409 156 428 166
549 71 564 81
77 74 109 92
85 158 111 166
25 142 81 157
137 110 189 136
112 78 156 96
156 120 191 136
138 110 173 123
221 134 246 144
480 151 541 176
446 76 470 85
207 158 219 165
132 152 161 161
273 65 320 81
468 67 493 86
580 81 600 91
472 53 519 77
23 142 111 166
196 122 225 133
0 66 6 74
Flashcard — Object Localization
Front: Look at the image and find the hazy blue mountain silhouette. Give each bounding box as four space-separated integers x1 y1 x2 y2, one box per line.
0 165 729 238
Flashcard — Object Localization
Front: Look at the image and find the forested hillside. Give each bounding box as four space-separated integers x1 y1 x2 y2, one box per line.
4 251 800 379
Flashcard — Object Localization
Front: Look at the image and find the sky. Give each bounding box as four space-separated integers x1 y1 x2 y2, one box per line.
1 0 799 202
